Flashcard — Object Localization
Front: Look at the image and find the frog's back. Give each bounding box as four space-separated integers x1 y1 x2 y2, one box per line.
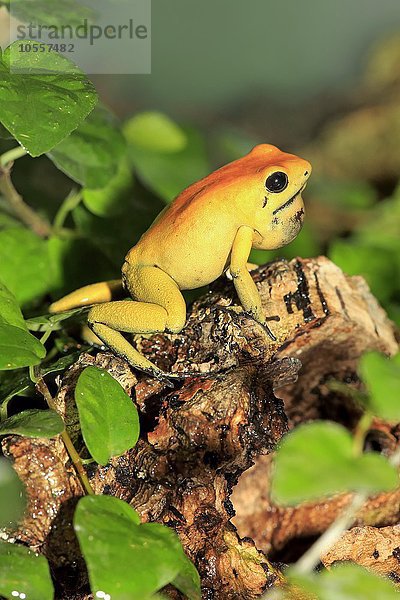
126 185 238 289
125 144 293 289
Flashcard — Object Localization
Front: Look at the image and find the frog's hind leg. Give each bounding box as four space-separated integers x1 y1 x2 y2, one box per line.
87 265 187 380
49 280 123 313
88 300 170 379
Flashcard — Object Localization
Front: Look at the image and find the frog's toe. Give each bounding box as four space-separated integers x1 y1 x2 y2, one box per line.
261 321 277 342
242 311 278 341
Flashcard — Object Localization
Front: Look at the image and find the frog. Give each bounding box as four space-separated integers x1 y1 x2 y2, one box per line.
49 144 311 381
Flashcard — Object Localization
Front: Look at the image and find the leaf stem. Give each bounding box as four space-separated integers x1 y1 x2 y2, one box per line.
0 162 51 237
0 145 27 167
35 377 95 496
29 329 52 383
352 411 373 457
292 492 367 575
279 411 391 581
53 189 82 232
285 413 374 577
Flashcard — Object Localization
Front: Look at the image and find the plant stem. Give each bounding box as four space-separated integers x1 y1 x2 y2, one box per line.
53 189 82 232
29 329 52 383
352 411 373 457
0 145 27 167
292 411 373 575
293 492 367 575
36 377 95 496
0 163 51 237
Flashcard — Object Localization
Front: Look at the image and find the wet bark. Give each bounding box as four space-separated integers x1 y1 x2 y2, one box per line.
2 257 398 599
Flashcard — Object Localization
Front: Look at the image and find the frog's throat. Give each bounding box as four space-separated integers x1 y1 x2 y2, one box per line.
272 184 305 215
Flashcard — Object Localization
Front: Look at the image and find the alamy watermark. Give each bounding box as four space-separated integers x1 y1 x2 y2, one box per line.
8 0 151 74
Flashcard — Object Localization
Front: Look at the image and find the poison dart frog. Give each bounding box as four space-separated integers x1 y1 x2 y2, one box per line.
50 144 311 381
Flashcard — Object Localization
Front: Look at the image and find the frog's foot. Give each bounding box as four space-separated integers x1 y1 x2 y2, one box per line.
147 364 227 386
88 300 177 382
243 312 278 342
212 305 278 341
147 368 179 388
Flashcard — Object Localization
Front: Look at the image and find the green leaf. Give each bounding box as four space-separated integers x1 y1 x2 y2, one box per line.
0 540 54 600
0 228 51 306
124 112 187 153
0 40 97 156
126 126 209 202
166 533 202 600
74 495 201 600
25 308 88 332
0 409 64 438
0 458 26 527
0 281 45 370
287 562 399 600
74 366 139 465
0 279 26 329
42 350 88 376
0 369 33 407
48 105 126 188
0 323 46 369
83 157 133 217
9 0 96 27
329 239 396 304
270 421 399 505
360 351 400 421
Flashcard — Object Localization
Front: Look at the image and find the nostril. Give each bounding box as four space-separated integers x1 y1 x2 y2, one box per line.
304 171 309 176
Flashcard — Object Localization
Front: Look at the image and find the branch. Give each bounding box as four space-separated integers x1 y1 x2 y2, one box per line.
0 161 51 237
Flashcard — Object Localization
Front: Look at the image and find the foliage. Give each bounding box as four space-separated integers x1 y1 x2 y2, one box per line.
270 420 398 505
0 408 64 437
74 495 201 600
0 282 45 369
359 351 400 421
0 41 97 157
0 458 26 528
75 366 140 465
0 541 54 600
0 36 398 600
269 563 399 599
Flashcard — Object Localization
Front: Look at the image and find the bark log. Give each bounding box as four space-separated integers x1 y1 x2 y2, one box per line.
321 525 400 582
2 256 398 600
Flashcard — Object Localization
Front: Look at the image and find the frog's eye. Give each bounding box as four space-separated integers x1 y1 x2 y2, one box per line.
265 171 288 193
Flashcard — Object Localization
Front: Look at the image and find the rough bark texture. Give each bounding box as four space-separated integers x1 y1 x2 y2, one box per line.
2 257 398 600
321 525 400 582
231 453 400 561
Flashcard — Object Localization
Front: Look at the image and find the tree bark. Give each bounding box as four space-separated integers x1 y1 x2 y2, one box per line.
3 257 398 599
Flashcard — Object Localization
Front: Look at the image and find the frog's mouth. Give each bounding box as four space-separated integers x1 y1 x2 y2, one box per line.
272 184 305 215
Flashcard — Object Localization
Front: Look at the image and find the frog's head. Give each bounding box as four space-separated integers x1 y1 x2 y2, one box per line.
238 144 312 250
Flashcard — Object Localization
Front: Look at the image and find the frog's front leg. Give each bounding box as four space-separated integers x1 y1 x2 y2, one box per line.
88 265 187 380
230 225 276 341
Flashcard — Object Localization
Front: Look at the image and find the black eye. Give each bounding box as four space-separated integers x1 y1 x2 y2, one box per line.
265 171 288 193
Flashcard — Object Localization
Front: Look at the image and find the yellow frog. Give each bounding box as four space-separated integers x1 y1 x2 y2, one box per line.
50 144 311 380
